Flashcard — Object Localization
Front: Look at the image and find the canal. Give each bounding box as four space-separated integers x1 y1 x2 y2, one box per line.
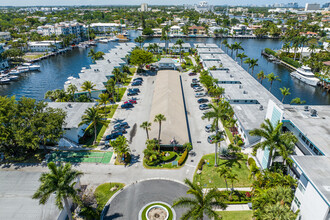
0 31 329 105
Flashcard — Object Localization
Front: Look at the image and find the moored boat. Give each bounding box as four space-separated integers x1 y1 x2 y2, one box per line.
290 66 319 87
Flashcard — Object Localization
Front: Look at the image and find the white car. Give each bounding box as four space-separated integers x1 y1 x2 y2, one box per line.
195 92 206 98
194 87 204 92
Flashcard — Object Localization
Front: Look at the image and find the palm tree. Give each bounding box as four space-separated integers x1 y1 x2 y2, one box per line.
111 136 130 162
134 36 145 48
308 43 318 55
249 58 259 75
257 70 266 84
266 72 281 92
290 97 306 105
81 81 95 99
233 42 244 60
260 202 298 220
140 121 152 140
154 114 166 144
249 119 297 169
202 101 233 167
227 172 238 190
98 93 109 112
66 84 77 102
161 25 170 53
175 39 185 63
236 52 247 65
248 163 260 180
79 107 106 145
218 167 230 191
172 178 227 220
88 48 96 63
280 87 291 103
221 39 227 50
244 58 251 71
33 162 83 220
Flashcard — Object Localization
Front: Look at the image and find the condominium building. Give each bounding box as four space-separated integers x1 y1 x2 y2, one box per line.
305 3 320 11
90 23 126 33
37 21 86 41
141 3 148 12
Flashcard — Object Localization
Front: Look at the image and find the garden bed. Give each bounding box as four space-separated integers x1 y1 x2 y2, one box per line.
94 182 125 212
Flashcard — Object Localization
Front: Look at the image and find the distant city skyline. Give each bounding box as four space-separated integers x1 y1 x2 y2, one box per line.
0 0 329 7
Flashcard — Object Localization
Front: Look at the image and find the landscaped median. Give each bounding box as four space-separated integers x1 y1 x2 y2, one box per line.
94 182 125 212
216 210 253 220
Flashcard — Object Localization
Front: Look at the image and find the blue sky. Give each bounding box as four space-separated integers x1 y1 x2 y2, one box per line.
0 0 328 7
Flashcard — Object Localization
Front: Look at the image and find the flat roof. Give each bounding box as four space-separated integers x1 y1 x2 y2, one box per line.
168 43 191 48
149 70 189 145
196 47 224 54
47 102 96 129
292 156 330 205
194 43 218 48
283 105 330 156
200 53 222 61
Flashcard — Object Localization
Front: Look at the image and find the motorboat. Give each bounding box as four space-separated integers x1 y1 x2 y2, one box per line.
0 77 11 84
8 69 21 75
17 66 30 73
99 39 109 43
8 75 19 81
23 63 41 71
290 66 320 87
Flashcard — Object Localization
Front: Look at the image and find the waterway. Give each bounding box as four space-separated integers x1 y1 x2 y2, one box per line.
1 31 329 105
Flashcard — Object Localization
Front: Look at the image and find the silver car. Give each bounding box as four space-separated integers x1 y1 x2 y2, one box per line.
195 92 206 98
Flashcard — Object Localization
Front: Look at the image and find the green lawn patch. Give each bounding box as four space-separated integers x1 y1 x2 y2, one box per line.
193 154 252 188
216 211 253 220
116 88 127 102
123 77 132 86
224 127 234 143
94 182 125 212
23 53 44 61
48 151 113 164
129 67 136 74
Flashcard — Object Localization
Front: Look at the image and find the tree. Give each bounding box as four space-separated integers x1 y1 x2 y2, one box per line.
237 52 247 65
154 114 166 144
290 97 306 105
33 162 83 220
98 93 109 112
175 39 185 63
172 178 227 220
129 49 153 72
134 36 145 48
88 48 104 63
255 70 265 84
227 172 238 190
249 119 297 169
79 107 106 145
81 81 95 98
280 87 291 103
66 84 78 102
142 27 154 36
140 121 152 140
111 136 130 163
266 72 281 92
218 167 230 191
249 58 259 75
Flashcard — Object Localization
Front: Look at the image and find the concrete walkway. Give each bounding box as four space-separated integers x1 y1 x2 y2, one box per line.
216 204 251 211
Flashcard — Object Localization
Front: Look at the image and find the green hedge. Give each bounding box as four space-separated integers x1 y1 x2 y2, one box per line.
281 56 301 68
160 151 177 162
264 48 276 56
197 159 205 170
247 157 256 166
219 190 252 203
178 149 188 166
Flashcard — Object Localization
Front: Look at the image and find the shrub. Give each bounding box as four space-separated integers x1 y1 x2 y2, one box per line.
160 151 177 162
181 63 186 69
248 157 256 166
281 56 301 68
178 149 188 166
264 48 276 56
183 142 193 152
197 159 205 170
124 153 131 164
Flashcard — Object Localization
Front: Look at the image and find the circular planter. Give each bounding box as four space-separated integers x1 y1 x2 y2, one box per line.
139 201 175 220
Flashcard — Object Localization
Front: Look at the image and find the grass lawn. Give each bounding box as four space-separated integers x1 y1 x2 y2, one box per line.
224 127 234 143
23 53 44 61
129 67 136 74
141 203 173 220
94 182 125 211
216 211 253 220
123 77 132 86
116 88 126 102
193 153 252 188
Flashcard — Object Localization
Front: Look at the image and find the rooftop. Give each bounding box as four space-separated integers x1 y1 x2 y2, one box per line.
283 105 330 156
47 102 96 129
292 156 330 206
196 47 224 54
194 43 219 48
200 53 222 61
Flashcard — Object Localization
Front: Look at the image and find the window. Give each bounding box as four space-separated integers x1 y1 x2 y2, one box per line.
294 196 301 208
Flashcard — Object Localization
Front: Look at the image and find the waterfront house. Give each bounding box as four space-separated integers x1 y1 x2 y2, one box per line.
188 26 206 36
169 26 184 37
90 23 126 34
28 41 63 52
0 44 9 70
47 102 97 146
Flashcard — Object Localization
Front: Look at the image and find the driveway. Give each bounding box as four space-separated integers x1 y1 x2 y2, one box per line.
103 179 191 220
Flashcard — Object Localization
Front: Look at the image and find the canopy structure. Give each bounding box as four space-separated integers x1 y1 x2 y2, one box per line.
149 70 189 145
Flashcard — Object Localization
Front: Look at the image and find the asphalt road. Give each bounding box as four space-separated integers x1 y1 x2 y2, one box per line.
103 179 191 220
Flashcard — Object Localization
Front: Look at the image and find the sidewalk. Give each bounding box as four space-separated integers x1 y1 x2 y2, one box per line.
216 204 251 211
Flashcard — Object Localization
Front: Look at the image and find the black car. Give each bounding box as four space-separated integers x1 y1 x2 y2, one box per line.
121 103 134 109
192 78 199 83
128 88 140 93
133 77 143 82
131 81 142 86
127 91 138 96
111 128 127 134
191 83 200 88
105 132 123 140
114 122 129 130
197 98 209 104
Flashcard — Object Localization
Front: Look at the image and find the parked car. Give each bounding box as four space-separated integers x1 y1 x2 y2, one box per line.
121 103 134 109
133 77 143 82
194 87 204 92
114 122 129 130
188 72 197 76
128 88 140 93
199 104 210 110
207 135 216 144
197 98 209 104
195 92 206 98
205 124 213 132
111 128 127 134
131 81 142 86
127 91 138 96
124 99 137 104
192 78 199 83
191 82 200 88
106 132 123 140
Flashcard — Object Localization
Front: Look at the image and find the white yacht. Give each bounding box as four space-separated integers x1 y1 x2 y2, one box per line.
17 66 30 73
8 75 19 81
290 66 320 87
9 69 21 75
0 77 10 84
23 63 41 71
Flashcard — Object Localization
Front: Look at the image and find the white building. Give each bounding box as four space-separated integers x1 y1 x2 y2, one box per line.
141 3 148 12
47 102 97 145
28 41 62 52
90 23 126 33
169 26 184 37
305 3 320 11
229 7 248 13
195 1 214 13
157 58 176 70
169 43 191 53
0 32 11 41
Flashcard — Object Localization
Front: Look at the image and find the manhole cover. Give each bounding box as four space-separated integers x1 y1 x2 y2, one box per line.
191 160 194 162
197 141 201 143
132 149 136 152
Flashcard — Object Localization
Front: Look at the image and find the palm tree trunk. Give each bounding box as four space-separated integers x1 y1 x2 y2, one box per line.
282 96 285 103
269 82 273 91
266 148 274 168
158 122 161 144
63 197 73 220
94 123 97 145
225 179 228 191
146 128 149 140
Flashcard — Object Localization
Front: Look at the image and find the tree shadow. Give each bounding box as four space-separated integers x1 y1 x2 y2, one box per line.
127 153 141 167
